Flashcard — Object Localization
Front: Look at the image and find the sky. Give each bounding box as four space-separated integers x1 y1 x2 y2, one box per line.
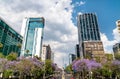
0 0 120 68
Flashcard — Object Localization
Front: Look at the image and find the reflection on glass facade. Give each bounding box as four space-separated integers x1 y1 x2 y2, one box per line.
21 17 44 57
77 13 104 59
0 17 22 56
78 13 101 41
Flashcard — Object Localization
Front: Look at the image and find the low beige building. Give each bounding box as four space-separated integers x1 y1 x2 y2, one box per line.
83 41 105 62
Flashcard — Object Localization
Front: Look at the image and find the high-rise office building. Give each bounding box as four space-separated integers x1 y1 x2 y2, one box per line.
75 44 80 58
77 13 104 60
78 13 101 41
51 52 54 63
113 20 120 58
71 54 76 61
21 17 44 57
113 43 120 54
0 17 22 56
116 20 120 33
41 45 52 61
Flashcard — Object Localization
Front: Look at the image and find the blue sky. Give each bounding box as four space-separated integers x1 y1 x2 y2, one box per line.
72 0 120 40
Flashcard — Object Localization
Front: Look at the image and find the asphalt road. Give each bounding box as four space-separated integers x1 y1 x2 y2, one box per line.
61 71 72 79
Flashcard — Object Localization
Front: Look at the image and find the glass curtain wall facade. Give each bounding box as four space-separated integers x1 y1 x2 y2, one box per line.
77 13 104 59
113 43 120 54
0 17 22 56
78 13 101 41
21 17 44 57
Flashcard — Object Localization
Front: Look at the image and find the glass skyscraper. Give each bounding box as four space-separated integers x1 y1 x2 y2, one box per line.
78 13 101 41
77 13 104 60
21 17 44 57
0 17 22 56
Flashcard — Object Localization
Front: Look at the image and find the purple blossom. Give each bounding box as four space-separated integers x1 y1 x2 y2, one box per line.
0 58 8 72
5 61 17 70
87 60 102 71
51 63 58 71
112 60 120 66
72 59 102 72
16 56 25 61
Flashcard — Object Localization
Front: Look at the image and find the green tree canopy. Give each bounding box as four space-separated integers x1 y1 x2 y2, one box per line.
45 59 54 75
0 53 5 58
115 53 120 60
105 53 113 61
6 52 18 61
0 43 3 48
65 64 72 73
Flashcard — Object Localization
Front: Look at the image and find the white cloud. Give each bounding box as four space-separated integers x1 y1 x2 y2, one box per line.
75 1 85 6
0 0 77 67
79 1 86 6
78 12 83 15
54 52 69 68
101 28 120 53
113 28 120 42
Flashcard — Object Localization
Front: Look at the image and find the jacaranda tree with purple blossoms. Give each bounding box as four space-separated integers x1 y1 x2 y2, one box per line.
0 55 60 79
72 59 102 79
15 57 44 79
0 57 44 79
111 60 120 78
0 58 8 78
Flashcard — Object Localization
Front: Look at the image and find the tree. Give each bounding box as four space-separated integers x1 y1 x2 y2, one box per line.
0 58 8 78
16 43 22 48
0 53 5 58
45 59 54 75
100 61 112 78
25 49 30 56
65 64 72 73
3 61 17 78
105 53 113 61
72 59 102 78
0 43 3 48
115 53 120 60
15 57 44 79
6 52 18 61
111 60 120 78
